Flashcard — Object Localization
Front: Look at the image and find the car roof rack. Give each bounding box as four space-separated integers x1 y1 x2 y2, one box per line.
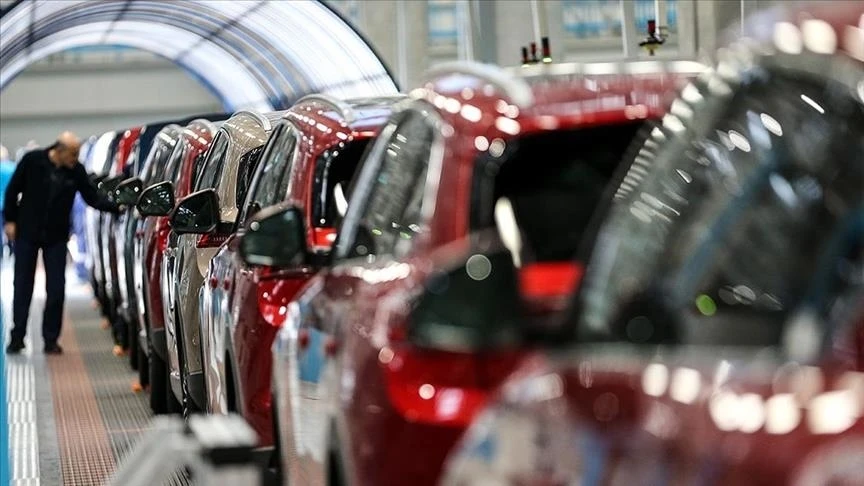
423 61 535 108
294 93 356 123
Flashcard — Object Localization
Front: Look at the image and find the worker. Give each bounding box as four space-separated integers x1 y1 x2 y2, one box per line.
4 132 122 355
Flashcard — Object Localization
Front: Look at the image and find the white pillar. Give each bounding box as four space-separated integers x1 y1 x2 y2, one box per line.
620 0 638 58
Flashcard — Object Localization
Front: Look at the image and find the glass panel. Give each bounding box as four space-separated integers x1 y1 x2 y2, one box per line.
340 111 435 260
311 138 371 228
235 145 266 208
471 122 646 263
194 132 228 191
240 125 297 223
562 0 623 40
428 0 460 46
578 73 864 347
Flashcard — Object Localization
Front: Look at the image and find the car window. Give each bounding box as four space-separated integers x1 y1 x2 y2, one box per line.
235 145 266 209
144 140 177 185
312 138 371 228
194 131 228 191
471 123 645 263
239 124 297 223
575 72 864 347
335 109 436 261
162 139 186 184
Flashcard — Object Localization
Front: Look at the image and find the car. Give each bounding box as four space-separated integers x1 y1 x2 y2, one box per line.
442 5 864 484
114 115 229 386
82 130 116 297
164 110 286 414
113 121 175 370
197 95 403 453
269 59 703 485
114 123 186 385
101 126 142 352
135 119 219 413
87 130 122 320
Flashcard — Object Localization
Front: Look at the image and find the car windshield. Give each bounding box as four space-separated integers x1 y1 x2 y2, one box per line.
575 68 864 347
471 122 646 263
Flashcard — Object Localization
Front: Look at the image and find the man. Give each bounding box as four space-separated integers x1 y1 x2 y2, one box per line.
4 132 121 354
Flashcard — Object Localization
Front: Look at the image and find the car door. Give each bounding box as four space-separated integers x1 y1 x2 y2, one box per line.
279 107 439 485
204 123 298 414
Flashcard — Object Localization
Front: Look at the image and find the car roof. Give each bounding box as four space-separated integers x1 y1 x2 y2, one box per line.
415 59 706 134
284 94 406 135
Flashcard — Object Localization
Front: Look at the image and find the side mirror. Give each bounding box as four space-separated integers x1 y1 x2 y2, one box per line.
137 181 175 217
99 175 124 196
407 247 523 352
114 177 143 206
239 205 307 267
169 189 220 235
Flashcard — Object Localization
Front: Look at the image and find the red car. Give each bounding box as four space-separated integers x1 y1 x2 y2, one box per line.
443 5 864 484
136 119 218 413
199 95 403 449
267 60 703 485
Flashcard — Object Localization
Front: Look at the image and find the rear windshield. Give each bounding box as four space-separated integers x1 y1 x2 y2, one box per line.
471 122 646 263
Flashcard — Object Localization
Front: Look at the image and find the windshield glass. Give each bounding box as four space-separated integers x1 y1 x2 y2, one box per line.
471 123 645 263
162 139 187 185
576 68 864 347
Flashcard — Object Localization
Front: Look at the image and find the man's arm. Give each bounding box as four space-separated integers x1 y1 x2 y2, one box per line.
2 156 29 224
73 163 121 213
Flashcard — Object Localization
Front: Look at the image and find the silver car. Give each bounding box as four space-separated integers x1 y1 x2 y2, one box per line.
163 110 286 413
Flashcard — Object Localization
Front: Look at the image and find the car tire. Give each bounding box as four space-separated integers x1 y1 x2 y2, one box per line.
137 342 149 390
149 349 169 414
167 376 183 414
129 323 139 371
327 422 346 486
269 390 284 485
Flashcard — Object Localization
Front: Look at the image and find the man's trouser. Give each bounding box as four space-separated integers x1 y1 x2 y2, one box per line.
10 238 67 344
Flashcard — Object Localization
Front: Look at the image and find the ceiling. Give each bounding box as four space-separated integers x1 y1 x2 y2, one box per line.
0 0 399 111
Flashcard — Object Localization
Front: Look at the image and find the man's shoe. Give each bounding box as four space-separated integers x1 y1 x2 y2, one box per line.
6 340 25 354
44 343 63 355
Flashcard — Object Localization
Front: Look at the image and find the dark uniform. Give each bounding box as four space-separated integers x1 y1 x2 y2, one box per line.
3 147 119 352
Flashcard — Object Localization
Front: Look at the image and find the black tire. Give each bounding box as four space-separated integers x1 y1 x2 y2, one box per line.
328 423 346 486
129 323 139 371
137 343 149 389
149 350 169 414
166 375 183 414
270 391 284 486
171 307 187 415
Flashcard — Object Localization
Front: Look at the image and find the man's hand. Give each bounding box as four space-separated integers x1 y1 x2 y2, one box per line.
4 222 15 242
